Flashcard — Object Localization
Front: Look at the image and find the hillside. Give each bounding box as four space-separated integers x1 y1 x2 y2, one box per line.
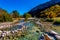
40 5 60 18
28 0 60 18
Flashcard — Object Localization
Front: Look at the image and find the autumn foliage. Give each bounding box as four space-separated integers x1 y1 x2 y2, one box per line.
40 5 60 18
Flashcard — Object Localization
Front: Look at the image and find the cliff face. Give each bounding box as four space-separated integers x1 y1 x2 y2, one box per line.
29 0 60 18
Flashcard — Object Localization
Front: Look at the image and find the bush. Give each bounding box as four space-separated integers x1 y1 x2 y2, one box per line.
0 15 13 22
0 9 13 22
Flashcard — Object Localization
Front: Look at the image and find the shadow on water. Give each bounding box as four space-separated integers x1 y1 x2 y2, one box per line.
53 23 60 26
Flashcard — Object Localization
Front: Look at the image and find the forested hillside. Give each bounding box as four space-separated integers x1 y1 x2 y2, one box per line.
40 5 60 18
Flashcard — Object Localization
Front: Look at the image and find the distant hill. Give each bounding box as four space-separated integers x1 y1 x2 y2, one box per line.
28 0 60 18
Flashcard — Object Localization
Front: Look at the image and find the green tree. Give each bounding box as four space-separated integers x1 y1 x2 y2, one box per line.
11 10 20 18
23 13 31 21
0 8 13 22
24 13 31 18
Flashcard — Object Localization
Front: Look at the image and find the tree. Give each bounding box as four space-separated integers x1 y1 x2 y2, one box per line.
11 10 20 18
0 8 13 22
23 13 31 21
23 13 31 18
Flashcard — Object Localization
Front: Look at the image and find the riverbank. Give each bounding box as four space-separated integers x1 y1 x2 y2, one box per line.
0 20 19 29
0 20 26 39
0 20 42 40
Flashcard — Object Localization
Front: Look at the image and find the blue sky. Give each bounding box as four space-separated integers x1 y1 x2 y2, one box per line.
0 0 50 15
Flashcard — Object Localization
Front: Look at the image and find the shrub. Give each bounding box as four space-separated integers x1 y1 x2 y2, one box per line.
0 9 13 22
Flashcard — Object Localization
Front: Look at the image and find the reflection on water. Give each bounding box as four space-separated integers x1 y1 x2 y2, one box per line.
53 24 60 26
19 20 24 22
53 22 60 26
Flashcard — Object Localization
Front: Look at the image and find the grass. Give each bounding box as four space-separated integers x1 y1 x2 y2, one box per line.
51 17 60 34
51 26 60 34
41 17 60 34
52 17 60 22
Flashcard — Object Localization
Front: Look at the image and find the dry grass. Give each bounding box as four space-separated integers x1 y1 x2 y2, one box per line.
50 17 60 34
41 18 60 34
52 17 60 22
51 26 60 34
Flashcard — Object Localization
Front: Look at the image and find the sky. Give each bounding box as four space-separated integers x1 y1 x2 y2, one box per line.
0 0 50 15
